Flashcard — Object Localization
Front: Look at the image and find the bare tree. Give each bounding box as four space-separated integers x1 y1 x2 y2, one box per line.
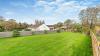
64 19 73 31
34 20 45 27
79 7 100 34
0 16 5 21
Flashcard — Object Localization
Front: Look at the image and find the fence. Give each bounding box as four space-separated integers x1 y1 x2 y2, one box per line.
33 30 57 34
0 30 58 38
20 31 33 36
0 32 12 38
90 31 100 56
0 31 33 38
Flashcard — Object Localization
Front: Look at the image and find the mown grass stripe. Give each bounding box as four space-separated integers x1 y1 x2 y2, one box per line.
0 32 92 56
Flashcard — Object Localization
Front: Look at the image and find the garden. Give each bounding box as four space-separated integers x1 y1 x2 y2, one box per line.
0 32 92 56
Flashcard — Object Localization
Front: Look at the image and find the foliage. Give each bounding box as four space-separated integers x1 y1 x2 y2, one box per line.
54 22 63 32
44 30 48 34
64 19 73 25
32 31 35 35
56 22 63 28
0 16 5 21
56 29 61 33
73 23 83 32
0 26 4 32
64 19 73 30
24 29 31 31
79 7 100 35
13 30 20 37
34 20 45 27
0 16 29 31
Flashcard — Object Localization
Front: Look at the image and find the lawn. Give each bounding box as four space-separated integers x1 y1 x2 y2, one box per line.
0 32 92 56
97 36 100 41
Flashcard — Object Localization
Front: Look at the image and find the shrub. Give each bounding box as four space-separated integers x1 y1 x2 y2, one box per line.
32 31 35 35
0 26 4 32
56 29 61 33
44 30 48 34
0 28 4 32
13 30 20 37
25 29 31 31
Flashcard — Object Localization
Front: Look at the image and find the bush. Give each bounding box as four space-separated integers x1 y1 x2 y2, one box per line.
25 29 31 31
44 30 48 34
0 26 4 32
0 28 4 32
32 31 35 35
56 29 61 33
13 30 20 37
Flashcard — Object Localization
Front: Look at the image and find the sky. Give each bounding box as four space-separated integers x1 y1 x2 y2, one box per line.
0 0 100 24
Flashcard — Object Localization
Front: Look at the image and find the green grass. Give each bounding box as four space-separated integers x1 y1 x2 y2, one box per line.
0 32 92 56
97 36 100 41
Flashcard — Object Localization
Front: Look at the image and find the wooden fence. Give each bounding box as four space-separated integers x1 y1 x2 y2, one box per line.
90 31 100 56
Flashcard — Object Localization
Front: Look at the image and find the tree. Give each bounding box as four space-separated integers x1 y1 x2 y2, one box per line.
0 16 5 21
21 22 29 29
64 19 73 31
73 23 82 32
0 16 30 31
56 22 63 28
4 19 17 31
54 22 63 33
0 16 6 31
8 19 16 22
79 7 100 34
0 26 4 32
15 22 29 31
34 20 45 27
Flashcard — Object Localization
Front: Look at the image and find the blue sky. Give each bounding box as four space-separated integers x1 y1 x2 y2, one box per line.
0 0 100 24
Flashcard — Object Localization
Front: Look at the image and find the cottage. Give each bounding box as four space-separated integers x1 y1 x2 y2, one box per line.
47 25 55 30
35 24 50 31
27 24 56 31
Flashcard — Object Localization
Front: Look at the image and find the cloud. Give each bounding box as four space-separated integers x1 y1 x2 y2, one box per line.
31 0 88 24
56 1 86 11
34 0 87 14
37 1 54 12
7 0 88 24
10 2 32 8
5 11 14 15
0 0 99 24
4 0 92 24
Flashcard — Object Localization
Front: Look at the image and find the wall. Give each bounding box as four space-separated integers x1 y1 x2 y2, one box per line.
20 31 32 36
0 31 33 38
0 32 12 38
33 30 57 34
0 30 58 38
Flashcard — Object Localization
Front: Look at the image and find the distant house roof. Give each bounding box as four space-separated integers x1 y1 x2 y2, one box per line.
47 25 55 28
28 24 41 29
35 24 50 31
47 25 54 27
